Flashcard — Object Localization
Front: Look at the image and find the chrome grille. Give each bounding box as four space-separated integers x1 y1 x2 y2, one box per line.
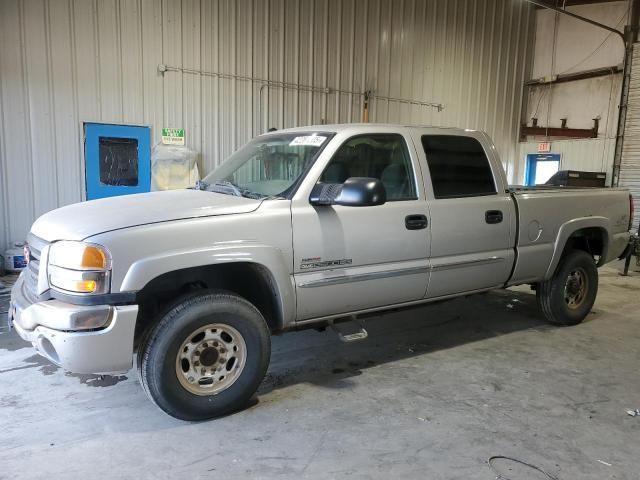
23 234 48 305
23 259 40 304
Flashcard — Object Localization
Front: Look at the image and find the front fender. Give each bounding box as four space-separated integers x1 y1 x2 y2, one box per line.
120 242 296 325
543 216 610 280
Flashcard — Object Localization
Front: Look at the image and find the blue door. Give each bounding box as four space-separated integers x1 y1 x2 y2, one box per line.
84 123 151 200
525 153 561 186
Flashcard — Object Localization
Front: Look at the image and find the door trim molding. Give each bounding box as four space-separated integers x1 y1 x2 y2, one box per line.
430 256 504 272
297 265 430 288
297 256 504 288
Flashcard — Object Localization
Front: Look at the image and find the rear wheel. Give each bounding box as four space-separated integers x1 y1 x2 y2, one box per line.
537 249 598 326
137 291 271 421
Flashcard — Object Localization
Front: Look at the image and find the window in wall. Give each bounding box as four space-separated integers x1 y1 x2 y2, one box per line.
84 123 151 200
98 137 139 186
421 135 497 199
319 134 417 201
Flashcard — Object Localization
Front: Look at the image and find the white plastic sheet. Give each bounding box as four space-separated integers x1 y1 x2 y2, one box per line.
151 143 200 191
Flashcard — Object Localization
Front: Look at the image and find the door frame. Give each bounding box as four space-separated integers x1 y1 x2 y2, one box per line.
524 153 561 186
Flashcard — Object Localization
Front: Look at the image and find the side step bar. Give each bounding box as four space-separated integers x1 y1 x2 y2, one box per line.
329 316 368 343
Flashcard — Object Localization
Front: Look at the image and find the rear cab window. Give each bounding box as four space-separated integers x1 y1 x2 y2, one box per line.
319 133 418 201
421 135 496 199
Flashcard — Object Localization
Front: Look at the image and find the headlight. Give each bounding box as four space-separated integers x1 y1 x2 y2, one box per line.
48 241 111 294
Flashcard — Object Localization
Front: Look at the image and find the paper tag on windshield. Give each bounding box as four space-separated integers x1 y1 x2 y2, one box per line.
289 135 327 147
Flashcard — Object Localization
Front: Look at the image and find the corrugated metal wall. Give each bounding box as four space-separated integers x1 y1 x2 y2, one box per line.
619 43 640 230
0 0 534 252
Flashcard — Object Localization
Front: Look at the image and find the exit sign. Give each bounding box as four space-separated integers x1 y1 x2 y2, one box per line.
538 142 551 153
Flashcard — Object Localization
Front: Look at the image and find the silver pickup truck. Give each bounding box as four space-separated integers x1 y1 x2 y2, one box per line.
9 124 632 420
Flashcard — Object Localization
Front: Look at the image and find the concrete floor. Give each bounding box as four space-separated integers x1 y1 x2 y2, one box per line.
1 262 639 480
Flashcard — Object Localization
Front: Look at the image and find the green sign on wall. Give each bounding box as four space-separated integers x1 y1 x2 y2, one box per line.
161 128 185 146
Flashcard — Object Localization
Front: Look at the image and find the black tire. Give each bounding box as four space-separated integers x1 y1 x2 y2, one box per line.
137 291 271 421
537 249 598 326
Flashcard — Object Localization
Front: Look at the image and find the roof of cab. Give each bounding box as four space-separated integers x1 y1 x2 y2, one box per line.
261 123 476 135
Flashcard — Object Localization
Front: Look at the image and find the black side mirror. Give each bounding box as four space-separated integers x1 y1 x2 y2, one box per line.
310 177 386 207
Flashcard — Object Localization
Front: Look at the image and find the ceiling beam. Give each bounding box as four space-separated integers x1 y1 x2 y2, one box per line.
525 65 622 86
525 0 626 43
520 125 598 140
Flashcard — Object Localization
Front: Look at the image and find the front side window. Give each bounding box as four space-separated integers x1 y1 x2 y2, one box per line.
421 135 496 199
201 133 330 198
319 134 417 201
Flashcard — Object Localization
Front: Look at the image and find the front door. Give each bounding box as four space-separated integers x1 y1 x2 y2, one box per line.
292 132 430 321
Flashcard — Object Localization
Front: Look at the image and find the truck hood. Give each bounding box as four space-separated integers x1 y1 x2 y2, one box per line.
31 190 262 242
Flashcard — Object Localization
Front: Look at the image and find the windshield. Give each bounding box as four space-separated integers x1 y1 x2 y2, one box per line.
199 132 331 199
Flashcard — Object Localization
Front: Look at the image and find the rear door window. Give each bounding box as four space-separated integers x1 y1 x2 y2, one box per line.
421 135 496 199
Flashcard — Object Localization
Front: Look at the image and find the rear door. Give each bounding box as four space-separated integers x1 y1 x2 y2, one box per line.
291 131 430 321
415 132 516 298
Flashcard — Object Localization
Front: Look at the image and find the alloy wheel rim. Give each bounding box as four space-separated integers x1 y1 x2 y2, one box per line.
175 323 247 396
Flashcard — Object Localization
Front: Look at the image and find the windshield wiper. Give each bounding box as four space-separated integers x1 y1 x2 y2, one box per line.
197 179 243 197
199 180 265 199
213 180 243 197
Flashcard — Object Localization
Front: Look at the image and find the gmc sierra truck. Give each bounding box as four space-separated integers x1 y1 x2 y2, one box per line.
9 124 632 420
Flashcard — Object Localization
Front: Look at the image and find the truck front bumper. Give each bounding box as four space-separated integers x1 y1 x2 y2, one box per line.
8 274 138 374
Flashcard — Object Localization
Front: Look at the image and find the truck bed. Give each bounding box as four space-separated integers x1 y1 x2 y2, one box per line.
507 186 630 285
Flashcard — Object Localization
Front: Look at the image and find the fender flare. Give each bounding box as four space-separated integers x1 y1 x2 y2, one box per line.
543 216 610 280
119 242 295 326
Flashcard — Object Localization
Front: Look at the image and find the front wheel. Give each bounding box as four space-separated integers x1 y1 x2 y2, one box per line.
137 291 271 421
536 249 598 326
